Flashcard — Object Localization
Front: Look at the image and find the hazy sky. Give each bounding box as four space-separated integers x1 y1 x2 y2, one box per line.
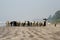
0 0 60 22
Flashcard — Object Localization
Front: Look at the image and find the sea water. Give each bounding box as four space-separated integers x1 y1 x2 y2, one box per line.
0 23 6 27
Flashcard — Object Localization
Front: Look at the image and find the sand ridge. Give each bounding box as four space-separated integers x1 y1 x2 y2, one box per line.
0 25 60 40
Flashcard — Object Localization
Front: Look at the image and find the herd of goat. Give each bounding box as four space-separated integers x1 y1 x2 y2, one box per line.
6 21 47 27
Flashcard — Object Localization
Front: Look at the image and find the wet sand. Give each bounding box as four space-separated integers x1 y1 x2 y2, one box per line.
0 25 60 40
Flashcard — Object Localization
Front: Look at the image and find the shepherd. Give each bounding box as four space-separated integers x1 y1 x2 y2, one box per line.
43 18 48 26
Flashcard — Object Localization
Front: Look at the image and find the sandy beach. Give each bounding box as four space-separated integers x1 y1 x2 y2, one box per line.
0 25 60 40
